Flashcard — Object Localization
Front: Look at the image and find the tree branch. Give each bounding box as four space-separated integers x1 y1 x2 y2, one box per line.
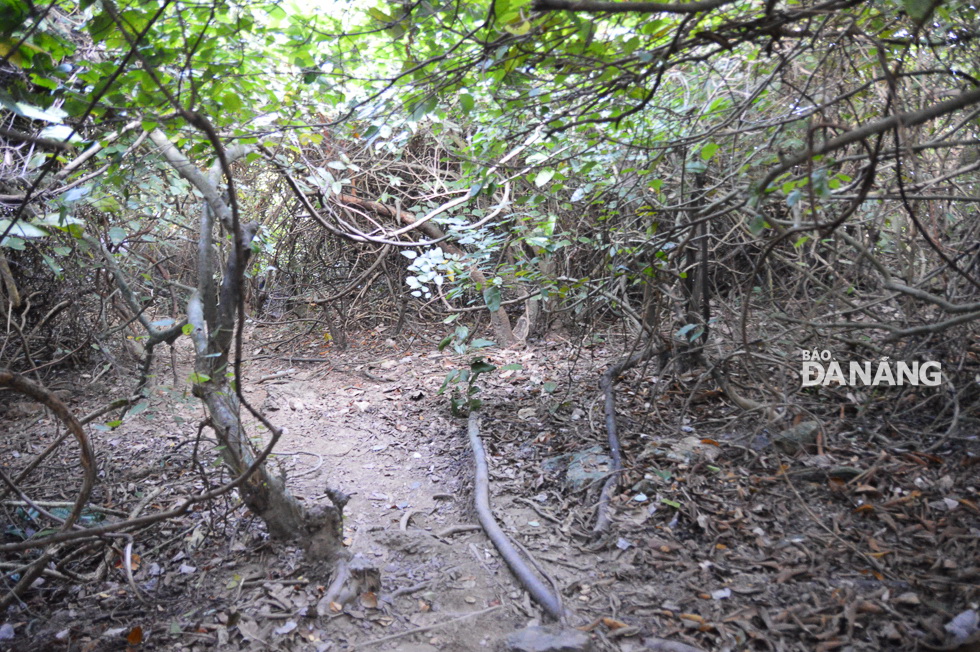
533 0 735 14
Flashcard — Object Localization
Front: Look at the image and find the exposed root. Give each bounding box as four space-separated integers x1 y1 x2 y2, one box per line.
466 411 565 621
593 342 659 536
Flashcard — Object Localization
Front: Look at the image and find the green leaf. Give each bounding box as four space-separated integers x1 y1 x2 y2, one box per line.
0 92 68 122
182 323 194 335
700 142 720 161
367 7 392 23
470 338 496 349
470 360 496 374
483 286 501 312
459 93 475 115
438 335 453 351
108 226 127 245
661 498 681 509
542 381 557 393
495 0 530 23
222 92 241 112
534 169 555 188
0 220 49 239
187 372 211 384
409 96 437 121
902 0 936 22
501 363 523 371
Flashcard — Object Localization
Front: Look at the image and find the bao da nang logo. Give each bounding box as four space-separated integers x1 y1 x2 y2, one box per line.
801 350 942 387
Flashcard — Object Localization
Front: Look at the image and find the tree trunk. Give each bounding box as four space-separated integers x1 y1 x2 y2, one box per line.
149 129 349 562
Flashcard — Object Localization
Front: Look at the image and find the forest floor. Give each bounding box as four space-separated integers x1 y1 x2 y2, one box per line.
1 324 978 651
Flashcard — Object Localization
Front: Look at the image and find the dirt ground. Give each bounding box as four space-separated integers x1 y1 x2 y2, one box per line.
1 326 978 651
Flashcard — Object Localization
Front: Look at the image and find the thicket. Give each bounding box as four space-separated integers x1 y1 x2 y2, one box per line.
1 0 978 608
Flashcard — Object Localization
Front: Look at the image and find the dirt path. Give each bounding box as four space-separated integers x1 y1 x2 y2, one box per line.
239 348 537 651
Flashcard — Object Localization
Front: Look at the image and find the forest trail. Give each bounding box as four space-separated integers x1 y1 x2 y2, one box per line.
242 346 533 651
6 332 978 652
179 332 614 652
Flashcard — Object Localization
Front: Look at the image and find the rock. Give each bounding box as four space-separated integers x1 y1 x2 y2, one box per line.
773 421 820 453
543 446 612 492
506 625 593 652
945 609 979 644
666 436 719 463
566 447 612 492
6 401 40 419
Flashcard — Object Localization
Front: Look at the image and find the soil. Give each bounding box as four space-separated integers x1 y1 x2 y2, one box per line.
1 327 978 651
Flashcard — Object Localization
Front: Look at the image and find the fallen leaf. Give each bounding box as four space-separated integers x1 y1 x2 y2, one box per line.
126 626 143 644
945 609 979 643
274 621 297 635
237 619 262 642
360 592 378 609
893 592 920 605
115 553 141 571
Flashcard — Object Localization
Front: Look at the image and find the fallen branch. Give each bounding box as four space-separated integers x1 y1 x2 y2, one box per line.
435 524 482 538
257 368 297 383
0 370 97 609
0 371 95 530
466 411 565 621
593 342 658 535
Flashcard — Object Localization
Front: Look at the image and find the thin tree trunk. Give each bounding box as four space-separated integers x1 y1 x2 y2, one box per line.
150 129 348 560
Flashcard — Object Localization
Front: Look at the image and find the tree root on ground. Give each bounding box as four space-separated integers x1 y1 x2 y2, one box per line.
466 411 565 621
593 343 659 536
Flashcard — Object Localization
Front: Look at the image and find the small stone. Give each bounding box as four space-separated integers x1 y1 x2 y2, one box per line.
506 626 592 652
773 421 820 453
945 609 978 643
